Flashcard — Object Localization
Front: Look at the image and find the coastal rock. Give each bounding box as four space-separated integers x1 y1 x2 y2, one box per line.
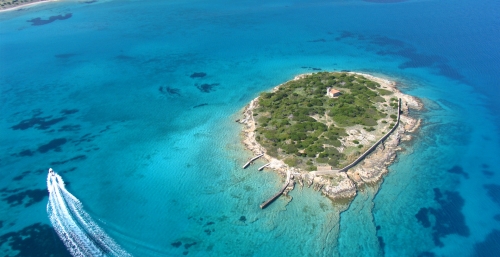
343 129 376 147
306 174 314 187
297 175 304 188
321 173 357 200
347 129 400 184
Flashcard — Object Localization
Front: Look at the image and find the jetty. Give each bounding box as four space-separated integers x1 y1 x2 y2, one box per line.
242 153 264 169
258 163 270 171
260 170 291 209
259 182 289 209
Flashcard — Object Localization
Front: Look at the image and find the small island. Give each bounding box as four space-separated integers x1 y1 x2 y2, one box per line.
239 72 422 204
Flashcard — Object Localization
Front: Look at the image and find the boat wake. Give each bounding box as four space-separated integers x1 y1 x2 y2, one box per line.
47 168 131 257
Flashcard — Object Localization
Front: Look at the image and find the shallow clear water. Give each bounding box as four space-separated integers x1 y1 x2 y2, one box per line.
0 0 499 256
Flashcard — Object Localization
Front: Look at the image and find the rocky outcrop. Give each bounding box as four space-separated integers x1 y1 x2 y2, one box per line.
321 173 357 200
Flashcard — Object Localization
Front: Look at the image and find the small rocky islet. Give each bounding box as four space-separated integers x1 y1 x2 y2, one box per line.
239 71 423 203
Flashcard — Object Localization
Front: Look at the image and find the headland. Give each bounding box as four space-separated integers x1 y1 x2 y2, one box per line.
239 71 423 204
0 0 59 13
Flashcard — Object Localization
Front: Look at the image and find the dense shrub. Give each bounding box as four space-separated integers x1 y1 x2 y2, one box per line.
254 72 385 168
284 158 299 166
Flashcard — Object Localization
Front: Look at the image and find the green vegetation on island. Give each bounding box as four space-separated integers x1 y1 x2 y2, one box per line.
252 72 397 171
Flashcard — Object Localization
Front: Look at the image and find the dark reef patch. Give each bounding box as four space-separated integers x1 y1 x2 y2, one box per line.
482 170 494 177
37 138 67 153
184 242 197 249
74 133 97 146
301 66 322 71
380 48 463 81
82 0 97 3
447 165 469 179
12 171 31 181
0 187 23 195
335 31 355 41
115 54 135 61
415 208 431 228
60 109 79 115
196 83 219 93
434 63 465 81
483 184 500 207
60 167 78 173
307 39 326 43
334 31 465 82
370 35 406 48
377 47 442 68
193 103 208 108
50 155 87 165
0 223 71 257
12 149 35 157
239 216 246 222
99 125 111 133
86 147 100 153
27 13 72 26
58 124 81 132
377 236 385 255
424 122 471 146
415 188 469 247
418 252 436 257
482 165 494 177
205 221 215 226
190 72 206 78
171 241 182 248
473 229 500 257
166 87 181 96
2 189 47 207
34 169 45 174
159 86 181 96
11 111 66 131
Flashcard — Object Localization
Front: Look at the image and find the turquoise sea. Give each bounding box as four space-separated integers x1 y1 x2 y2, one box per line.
1 0 499 256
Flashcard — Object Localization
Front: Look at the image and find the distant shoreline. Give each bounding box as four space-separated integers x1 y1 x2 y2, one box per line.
238 71 423 202
0 0 59 13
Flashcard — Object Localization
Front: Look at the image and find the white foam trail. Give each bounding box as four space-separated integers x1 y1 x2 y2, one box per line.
47 170 132 257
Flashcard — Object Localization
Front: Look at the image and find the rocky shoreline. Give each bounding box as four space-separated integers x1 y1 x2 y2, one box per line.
0 0 59 12
239 72 423 203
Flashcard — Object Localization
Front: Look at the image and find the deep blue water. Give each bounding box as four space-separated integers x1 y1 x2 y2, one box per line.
1 0 499 256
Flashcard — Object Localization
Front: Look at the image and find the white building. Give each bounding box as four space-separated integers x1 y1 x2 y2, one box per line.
326 87 341 98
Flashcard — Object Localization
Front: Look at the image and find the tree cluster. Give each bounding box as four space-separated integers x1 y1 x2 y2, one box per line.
253 72 388 170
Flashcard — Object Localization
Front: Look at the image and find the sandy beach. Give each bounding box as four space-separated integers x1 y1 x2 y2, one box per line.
0 0 59 13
